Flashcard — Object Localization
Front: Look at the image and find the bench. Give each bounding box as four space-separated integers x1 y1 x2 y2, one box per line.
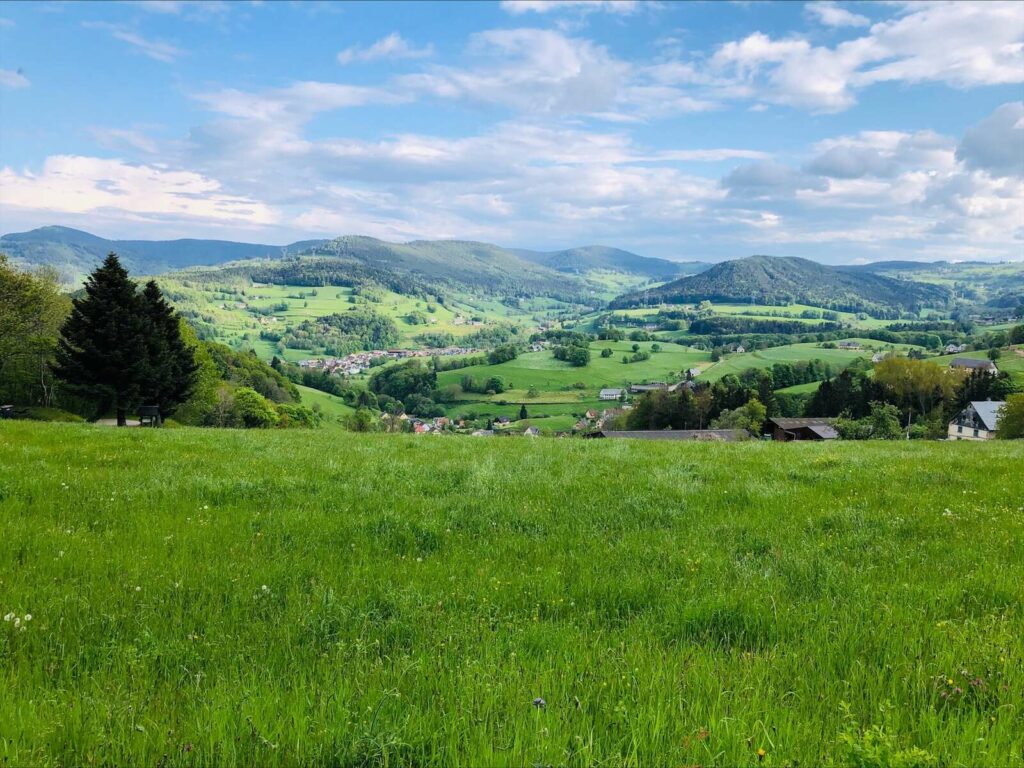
138 405 160 427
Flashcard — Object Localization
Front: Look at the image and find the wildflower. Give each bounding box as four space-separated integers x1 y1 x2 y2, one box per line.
13 618 20 628
135 586 142 592
757 748 766 761
261 585 269 592
3 612 13 622
24 614 31 622
533 697 546 709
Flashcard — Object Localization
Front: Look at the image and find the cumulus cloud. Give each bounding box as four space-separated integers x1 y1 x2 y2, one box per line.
956 101 1024 177
0 68 29 89
706 2 1024 112
337 33 433 65
0 155 276 226
805 2 869 28
82 22 186 63
723 161 829 196
500 1 639 15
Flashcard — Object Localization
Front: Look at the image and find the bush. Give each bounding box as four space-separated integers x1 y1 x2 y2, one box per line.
231 387 279 428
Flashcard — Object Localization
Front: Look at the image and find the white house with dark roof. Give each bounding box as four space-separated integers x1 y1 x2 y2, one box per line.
599 388 624 401
948 401 1005 441
949 357 998 374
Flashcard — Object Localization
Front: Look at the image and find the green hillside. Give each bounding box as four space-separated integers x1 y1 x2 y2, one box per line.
1 423 1022 765
514 245 708 281
0 226 319 283
611 254 952 315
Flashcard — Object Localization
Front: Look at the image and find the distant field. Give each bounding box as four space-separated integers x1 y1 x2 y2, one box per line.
1 423 1021 765
697 339 918 382
294 384 355 428
438 341 709 394
158 280 572 357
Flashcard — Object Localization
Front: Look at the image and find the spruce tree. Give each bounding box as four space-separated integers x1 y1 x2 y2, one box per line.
519 403 528 420
55 254 149 426
140 280 198 420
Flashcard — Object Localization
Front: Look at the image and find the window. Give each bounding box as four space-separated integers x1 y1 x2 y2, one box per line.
957 425 963 434
973 429 979 437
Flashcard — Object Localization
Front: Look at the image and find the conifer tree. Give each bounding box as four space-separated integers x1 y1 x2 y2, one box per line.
55 254 148 426
140 280 198 420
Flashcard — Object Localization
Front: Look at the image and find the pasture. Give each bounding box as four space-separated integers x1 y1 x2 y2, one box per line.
1 423 1022 766
438 341 709 394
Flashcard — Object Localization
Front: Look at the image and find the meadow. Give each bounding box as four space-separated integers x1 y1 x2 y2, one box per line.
1 422 1022 766
438 341 709 394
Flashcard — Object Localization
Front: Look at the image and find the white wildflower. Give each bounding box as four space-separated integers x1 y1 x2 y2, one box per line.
261 585 269 592
13 618 20 628
135 586 142 592
24 614 31 622
3 612 13 622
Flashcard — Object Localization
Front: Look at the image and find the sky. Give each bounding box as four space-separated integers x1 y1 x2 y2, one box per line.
0 0 1022 264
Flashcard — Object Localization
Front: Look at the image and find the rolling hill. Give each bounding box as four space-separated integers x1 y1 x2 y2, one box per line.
0 226 323 281
513 245 709 280
610 254 952 314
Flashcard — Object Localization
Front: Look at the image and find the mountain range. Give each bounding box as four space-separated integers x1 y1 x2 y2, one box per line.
3 225 975 313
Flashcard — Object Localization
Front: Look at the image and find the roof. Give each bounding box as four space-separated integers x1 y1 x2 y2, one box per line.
597 429 750 442
768 417 836 429
599 388 623 396
950 357 995 369
970 400 1006 431
807 424 839 439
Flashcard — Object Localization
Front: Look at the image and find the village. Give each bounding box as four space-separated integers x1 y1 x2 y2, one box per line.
296 346 479 377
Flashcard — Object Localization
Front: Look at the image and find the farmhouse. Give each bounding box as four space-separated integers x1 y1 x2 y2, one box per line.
523 426 540 437
838 341 862 350
590 429 750 442
599 388 623 401
949 357 998 374
629 382 668 394
945 343 968 354
686 368 702 379
948 400 1005 441
768 417 838 441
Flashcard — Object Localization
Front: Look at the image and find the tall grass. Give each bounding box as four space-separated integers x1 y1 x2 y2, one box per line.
1 423 1021 766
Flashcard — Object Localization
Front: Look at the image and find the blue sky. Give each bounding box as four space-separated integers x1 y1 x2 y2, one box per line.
0 0 1022 263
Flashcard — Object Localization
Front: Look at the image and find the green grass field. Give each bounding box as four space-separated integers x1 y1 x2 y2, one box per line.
697 339 923 383
1 423 1022 766
438 341 709 394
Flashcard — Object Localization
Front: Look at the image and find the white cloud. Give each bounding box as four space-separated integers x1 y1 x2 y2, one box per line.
706 2 1024 112
337 33 434 65
0 17 15 27
0 155 276 226
500 1 639 15
82 21 186 63
805 2 869 28
955 101 1024 177
0 68 29 89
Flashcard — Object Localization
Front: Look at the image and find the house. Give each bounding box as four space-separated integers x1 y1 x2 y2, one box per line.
585 409 599 420
838 341 862 350
523 426 540 437
945 343 968 354
948 400 1005 440
950 357 998 374
686 368 702 379
871 352 887 363
734 345 746 353
599 388 624 401
471 429 494 437
629 382 668 394
589 429 751 442
768 417 838 441
495 416 510 425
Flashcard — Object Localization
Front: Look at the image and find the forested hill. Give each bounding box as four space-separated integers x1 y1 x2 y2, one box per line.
609 254 952 315
0 226 324 281
512 245 709 280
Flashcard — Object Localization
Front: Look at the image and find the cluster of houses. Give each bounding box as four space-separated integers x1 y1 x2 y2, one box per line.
298 346 478 377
